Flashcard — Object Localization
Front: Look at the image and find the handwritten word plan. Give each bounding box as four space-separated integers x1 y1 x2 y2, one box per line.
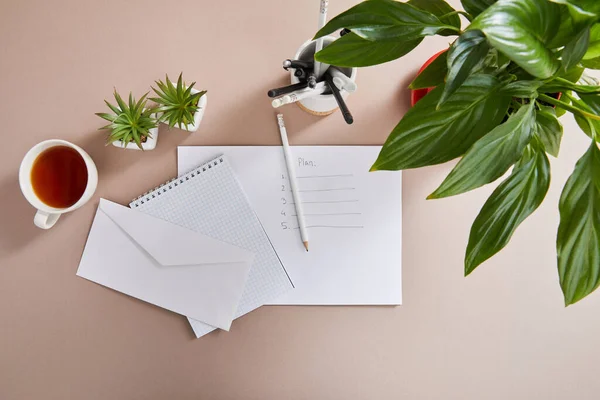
178 146 402 305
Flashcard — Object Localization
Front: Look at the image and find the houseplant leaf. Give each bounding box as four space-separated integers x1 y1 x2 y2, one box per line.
535 105 563 157
371 74 510 171
558 64 586 82
408 0 460 36
314 0 456 41
469 0 561 79
438 30 490 107
557 141 600 305
548 0 600 23
409 50 448 89
583 24 600 59
429 101 536 199
573 94 600 137
540 77 600 94
500 80 544 98
315 32 422 67
548 9 579 48
582 56 600 69
582 24 600 68
562 25 591 70
461 0 497 17
465 139 550 275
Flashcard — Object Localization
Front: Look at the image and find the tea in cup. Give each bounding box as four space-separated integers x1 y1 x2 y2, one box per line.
19 139 98 229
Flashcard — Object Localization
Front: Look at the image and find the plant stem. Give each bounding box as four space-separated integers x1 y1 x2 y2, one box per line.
563 92 578 104
538 93 600 121
439 10 472 22
439 25 462 34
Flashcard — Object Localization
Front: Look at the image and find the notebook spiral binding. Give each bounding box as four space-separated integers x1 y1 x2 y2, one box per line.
131 156 224 208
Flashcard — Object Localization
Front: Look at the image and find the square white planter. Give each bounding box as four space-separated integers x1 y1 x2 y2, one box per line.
112 125 158 150
159 85 207 132
111 112 159 151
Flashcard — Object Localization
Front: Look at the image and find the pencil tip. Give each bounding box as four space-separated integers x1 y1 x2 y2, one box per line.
303 241 309 252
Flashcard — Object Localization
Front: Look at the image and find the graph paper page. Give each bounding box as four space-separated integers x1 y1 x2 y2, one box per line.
131 156 293 338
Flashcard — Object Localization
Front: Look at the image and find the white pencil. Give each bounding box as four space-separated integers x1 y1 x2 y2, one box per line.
329 67 357 92
276 113 309 251
314 0 329 79
272 82 327 108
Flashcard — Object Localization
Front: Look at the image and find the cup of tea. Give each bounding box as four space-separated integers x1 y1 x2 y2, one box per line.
19 139 98 229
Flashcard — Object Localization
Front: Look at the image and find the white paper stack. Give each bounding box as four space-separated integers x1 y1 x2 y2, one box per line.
77 156 294 338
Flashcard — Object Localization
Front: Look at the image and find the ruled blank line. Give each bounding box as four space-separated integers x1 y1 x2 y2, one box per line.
297 174 354 179
293 225 364 229
290 200 359 204
291 213 362 217
298 188 355 192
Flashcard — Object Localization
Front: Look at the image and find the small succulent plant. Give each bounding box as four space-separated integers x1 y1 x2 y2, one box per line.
96 91 158 150
151 73 207 129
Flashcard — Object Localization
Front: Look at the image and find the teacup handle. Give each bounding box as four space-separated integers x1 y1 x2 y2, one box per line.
34 210 60 229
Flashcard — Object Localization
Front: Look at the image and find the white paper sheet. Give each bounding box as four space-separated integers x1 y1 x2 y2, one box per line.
178 146 402 305
77 199 255 330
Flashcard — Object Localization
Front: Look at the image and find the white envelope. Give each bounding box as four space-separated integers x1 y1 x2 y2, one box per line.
77 199 254 331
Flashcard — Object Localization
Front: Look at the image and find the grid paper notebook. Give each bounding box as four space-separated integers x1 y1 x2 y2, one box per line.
130 155 293 338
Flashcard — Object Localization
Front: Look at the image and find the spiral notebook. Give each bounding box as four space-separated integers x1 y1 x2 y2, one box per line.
130 155 294 338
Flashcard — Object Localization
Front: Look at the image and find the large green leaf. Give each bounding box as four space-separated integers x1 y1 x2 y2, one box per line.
439 30 490 107
540 77 600 94
574 94 600 137
558 64 586 82
315 32 422 67
549 0 600 24
408 0 461 36
562 25 591 70
557 141 600 305
582 56 600 69
461 0 497 17
548 8 579 48
470 0 561 79
465 140 550 275
371 74 510 171
583 24 600 59
579 24 600 67
409 50 448 89
429 101 536 199
314 0 455 41
535 105 563 157
500 80 544 98
580 93 600 110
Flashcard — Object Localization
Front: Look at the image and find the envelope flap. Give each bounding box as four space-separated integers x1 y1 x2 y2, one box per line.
99 199 254 266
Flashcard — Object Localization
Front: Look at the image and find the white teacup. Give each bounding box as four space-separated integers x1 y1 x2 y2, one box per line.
19 139 98 229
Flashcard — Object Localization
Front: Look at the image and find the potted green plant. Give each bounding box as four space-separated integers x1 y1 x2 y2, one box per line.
151 73 207 132
410 49 447 106
314 0 600 305
96 91 159 151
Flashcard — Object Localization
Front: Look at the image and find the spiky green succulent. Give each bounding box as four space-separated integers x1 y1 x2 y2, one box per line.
96 91 158 150
150 73 207 129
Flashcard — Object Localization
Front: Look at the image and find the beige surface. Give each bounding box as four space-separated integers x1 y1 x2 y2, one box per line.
1 0 600 399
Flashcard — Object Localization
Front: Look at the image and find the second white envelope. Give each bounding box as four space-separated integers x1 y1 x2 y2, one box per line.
77 199 255 331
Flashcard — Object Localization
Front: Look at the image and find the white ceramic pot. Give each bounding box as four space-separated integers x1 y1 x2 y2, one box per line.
111 112 159 151
291 36 358 116
159 86 208 132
